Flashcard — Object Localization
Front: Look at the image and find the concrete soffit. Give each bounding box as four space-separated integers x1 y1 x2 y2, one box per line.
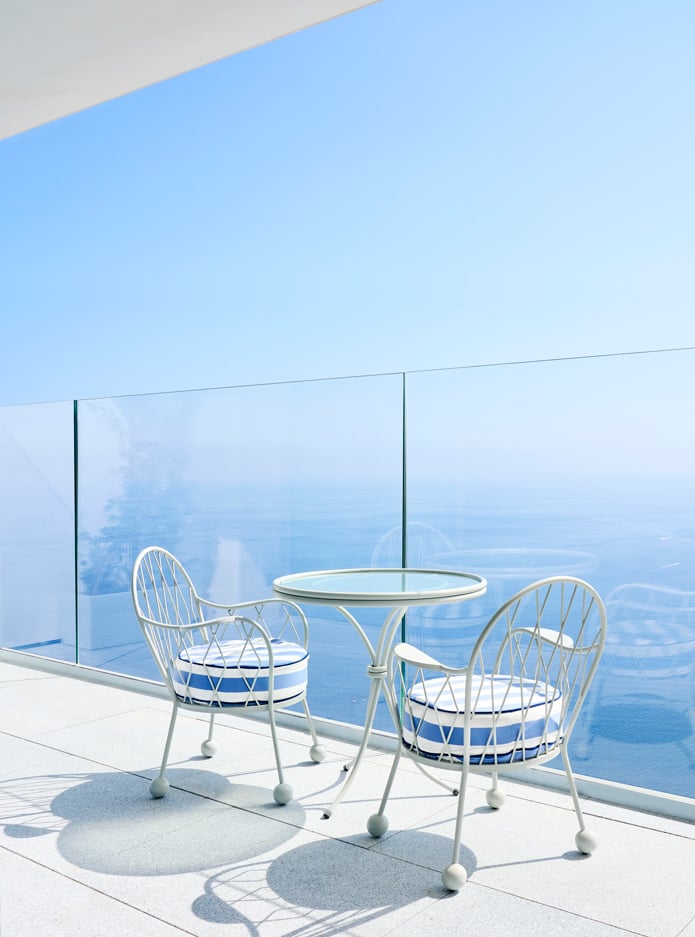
0 0 380 141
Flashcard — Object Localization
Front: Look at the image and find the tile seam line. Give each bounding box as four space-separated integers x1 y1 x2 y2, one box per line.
0 730 175 787
378 877 651 937
464 880 650 937
3 729 693 842
0 728 374 842
352 842 653 935
501 789 695 841
675 913 695 937
62 706 172 732
0 843 199 936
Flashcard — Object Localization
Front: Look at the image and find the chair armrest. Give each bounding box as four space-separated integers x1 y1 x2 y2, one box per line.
516 627 575 649
137 613 274 649
199 596 305 618
393 642 468 675
197 596 309 646
137 613 236 633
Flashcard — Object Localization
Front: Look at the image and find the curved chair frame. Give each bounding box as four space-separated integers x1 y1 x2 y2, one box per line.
367 576 607 890
132 546 326 805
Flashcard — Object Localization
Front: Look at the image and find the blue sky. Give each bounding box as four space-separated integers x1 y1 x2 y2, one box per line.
1 0 694 406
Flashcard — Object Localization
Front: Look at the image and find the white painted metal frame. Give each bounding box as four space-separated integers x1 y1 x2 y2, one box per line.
367 576 607 891
132 546 326 805
273 568 487 817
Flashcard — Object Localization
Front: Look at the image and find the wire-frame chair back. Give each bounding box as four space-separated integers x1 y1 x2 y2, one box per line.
133 546 203 627
398 577 606 768
369 576 607 891
132 546 210 693
131 546 325 805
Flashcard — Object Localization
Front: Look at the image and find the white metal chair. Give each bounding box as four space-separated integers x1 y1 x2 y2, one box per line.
367 576 607 891
132 546 326 805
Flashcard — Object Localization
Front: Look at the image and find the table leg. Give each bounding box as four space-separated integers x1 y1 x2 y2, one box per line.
322 606 405 819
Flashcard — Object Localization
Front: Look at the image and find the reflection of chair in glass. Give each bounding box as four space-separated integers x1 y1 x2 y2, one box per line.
371 522 455 568
430 547 598 608
367 577 607 891
581 583 695 753
131 546 326 805
371 523 474 659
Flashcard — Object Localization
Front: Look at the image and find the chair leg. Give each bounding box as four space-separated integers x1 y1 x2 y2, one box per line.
486 770 505 809
414 759 460 795
367 744 404 838
150 703 179 798
301 699 327 763
563 747 598 854
267 705 292 806
201 712 218 758
442 762 471 891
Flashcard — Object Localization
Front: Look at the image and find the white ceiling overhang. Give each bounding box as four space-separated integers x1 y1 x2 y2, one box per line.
0 0 379 141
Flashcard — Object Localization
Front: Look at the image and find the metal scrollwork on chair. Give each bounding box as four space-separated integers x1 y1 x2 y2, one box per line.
132 546 326 805
367 576 607 891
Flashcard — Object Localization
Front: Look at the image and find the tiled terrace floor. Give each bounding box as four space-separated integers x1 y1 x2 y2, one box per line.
1 658 694 937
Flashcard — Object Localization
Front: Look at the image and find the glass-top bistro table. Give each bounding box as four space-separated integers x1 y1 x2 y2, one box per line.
272 568 487 817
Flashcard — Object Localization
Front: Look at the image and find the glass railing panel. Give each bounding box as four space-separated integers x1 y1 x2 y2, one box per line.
7 352 693 800
76 375 405 728
406 352 695 797
0 401 75 660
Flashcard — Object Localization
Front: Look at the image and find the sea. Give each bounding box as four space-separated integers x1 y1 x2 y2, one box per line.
7 480 695 801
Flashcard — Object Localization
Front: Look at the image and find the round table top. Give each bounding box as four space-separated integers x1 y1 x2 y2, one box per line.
272 567 487 607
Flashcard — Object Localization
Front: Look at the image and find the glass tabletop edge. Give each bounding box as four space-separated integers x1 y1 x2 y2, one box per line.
272 568 488 602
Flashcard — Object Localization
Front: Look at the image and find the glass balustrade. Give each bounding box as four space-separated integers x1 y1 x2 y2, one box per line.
76 375 405 725
0 401 75 661
406 352 695 798
2 351 695 800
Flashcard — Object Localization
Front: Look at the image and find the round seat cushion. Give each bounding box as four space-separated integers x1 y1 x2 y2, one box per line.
173 638 308 707
402 673 563 764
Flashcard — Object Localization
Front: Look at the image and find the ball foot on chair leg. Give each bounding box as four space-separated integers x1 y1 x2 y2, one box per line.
486 787 505 809
201 739 218 758
575 827 598 854
367 813 389 838
310 743 327 763
442 863 467 891
273 782 293 805
150 776 170 799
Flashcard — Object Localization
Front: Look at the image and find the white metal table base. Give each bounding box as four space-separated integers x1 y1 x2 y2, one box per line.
322 605 405 819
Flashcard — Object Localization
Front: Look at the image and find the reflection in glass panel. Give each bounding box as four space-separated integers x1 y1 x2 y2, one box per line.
76 375 404 728
0 402 75 660
406 351 695 797
5 351 695 799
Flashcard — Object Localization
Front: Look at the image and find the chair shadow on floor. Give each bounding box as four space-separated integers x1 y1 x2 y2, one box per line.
0 768 305 877
193 835 443 937
193 817 588 935
0 767 440 933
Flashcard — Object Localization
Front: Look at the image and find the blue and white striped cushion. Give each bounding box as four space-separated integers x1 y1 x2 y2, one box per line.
173 638 308 707
403 674 563 764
